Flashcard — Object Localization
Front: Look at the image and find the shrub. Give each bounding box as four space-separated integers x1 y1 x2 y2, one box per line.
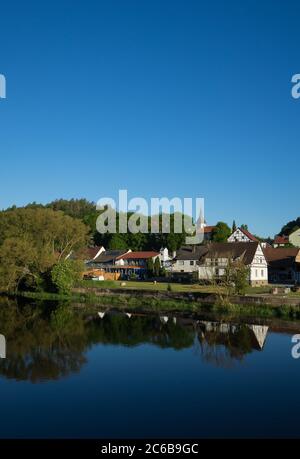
51 259 84 295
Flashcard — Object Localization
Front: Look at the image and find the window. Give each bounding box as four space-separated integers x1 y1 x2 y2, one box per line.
190 261 194 266
261 269 264 277
255 269 258 277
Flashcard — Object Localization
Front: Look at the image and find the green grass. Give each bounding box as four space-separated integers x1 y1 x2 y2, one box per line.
79 280 300 298
78 279 225 294
244 286 272 295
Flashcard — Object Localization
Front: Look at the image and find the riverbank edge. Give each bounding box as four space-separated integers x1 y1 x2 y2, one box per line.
10 287 300 320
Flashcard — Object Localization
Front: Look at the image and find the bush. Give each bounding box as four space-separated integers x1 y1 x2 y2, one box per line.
51 259 84 295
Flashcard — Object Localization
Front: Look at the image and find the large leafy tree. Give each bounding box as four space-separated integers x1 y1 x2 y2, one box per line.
0 207 89 292
212 221 231 242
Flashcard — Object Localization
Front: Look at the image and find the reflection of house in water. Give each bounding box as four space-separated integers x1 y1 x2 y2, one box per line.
195 320 269 367
197 320 268 349
247 325 269 349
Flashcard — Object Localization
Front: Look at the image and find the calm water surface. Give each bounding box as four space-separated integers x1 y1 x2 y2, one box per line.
0 297 300 438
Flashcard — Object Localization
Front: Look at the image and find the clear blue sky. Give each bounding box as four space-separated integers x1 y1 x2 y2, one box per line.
0 0 299 237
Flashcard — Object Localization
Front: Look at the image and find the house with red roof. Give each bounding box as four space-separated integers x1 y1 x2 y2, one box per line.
227 227 258 243
203 225 216 241
273 235 289 248
108 251 161 279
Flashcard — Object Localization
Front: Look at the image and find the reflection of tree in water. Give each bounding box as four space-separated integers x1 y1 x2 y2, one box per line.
88 314 195 350
196 322 266 368
0 299 88 383
0 297 269 380
0 301 195 382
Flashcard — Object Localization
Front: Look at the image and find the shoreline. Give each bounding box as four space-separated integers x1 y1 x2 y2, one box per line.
11 287 300 321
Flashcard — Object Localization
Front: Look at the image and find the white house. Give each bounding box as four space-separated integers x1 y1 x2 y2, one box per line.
198 242 268 286
273 228 300 248
171 246 208 274
227 227 258 243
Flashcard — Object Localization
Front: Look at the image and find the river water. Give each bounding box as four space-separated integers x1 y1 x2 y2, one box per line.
0 297 300 438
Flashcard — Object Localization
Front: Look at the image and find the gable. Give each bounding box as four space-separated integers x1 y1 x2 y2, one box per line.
251 244 267 265
228 227 258 243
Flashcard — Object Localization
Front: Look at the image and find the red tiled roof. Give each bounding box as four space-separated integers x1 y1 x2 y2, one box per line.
274 235 289 245
239 228 258 242
118 251 159 260
204 225 216 233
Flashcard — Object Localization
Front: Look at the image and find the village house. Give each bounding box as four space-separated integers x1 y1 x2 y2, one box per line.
227 227 258 243
203 225 216 241
197 220 216 241
198 242 268 286
111 251 161 279
68 245 106 263
87 249 131 268
84 248 171 280
171 242 268 286
171 245 208 280
273 235 289 247
273 228 300 248
289 228 300 247
263 247 300 284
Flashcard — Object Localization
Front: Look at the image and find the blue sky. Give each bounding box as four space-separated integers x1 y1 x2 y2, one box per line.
0 0 299 237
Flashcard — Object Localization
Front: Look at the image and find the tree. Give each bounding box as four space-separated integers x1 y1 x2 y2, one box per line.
146 258 154 277
280 217 300 236
232 220 237 232
51 259 84 295
154 257 161 277
240 224 248 231
212 222 231 242
107 233 127 250
0 207 89 292
47 198 95 220
230 261 249 295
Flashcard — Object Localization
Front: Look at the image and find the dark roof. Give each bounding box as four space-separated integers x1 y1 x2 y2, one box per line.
71 246 104 261
205 242 259 265
93 249 129 263
264 247 299 270
175 245 209 261
119 251 160 260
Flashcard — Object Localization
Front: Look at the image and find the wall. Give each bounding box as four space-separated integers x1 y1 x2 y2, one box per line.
289 229 300 248
228 228 251 242
172 259 199 273
249 245 268 285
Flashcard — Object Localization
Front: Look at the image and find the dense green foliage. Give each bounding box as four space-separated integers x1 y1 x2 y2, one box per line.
212 221 231 242
51 259 84 294
0 207 89 293
5 199 192 252
280 217 300 236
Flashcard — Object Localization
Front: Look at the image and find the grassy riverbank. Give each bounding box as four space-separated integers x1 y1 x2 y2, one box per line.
15 288 300 320
78 279 273 295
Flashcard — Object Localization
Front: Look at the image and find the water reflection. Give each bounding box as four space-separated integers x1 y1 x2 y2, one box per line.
0 297 287 382
196 321 268 368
